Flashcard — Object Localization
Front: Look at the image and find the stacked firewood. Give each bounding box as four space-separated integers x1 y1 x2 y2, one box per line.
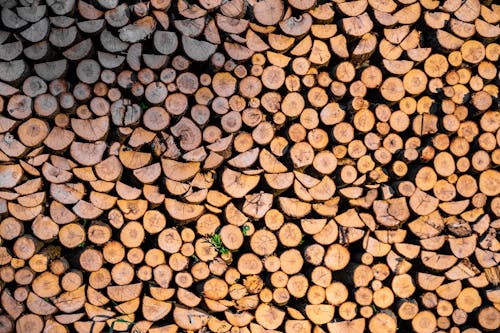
0 0 499 332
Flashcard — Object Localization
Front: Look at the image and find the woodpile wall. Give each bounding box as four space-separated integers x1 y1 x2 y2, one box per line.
0 0 499 332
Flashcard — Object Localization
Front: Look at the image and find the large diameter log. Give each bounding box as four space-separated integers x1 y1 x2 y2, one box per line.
118 16 156 42
222 168 259 198
253 0 284 26
165 198 205 223
70 141 106 166
153 30 178 56
0 164 23 188
0 60 28 84
173 305 209 331
182 35 217 62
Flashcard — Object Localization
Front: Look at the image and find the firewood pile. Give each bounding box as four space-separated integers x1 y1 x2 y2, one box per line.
0 0 499 332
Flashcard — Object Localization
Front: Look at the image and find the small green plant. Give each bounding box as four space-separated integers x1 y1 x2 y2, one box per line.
208 234 229 255
241 225 250 236
190 254 199 262
139 101 149 110
208 233 222 248
78 242 86 248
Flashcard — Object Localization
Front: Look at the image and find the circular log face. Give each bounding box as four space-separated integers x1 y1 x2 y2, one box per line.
0 0 498 332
